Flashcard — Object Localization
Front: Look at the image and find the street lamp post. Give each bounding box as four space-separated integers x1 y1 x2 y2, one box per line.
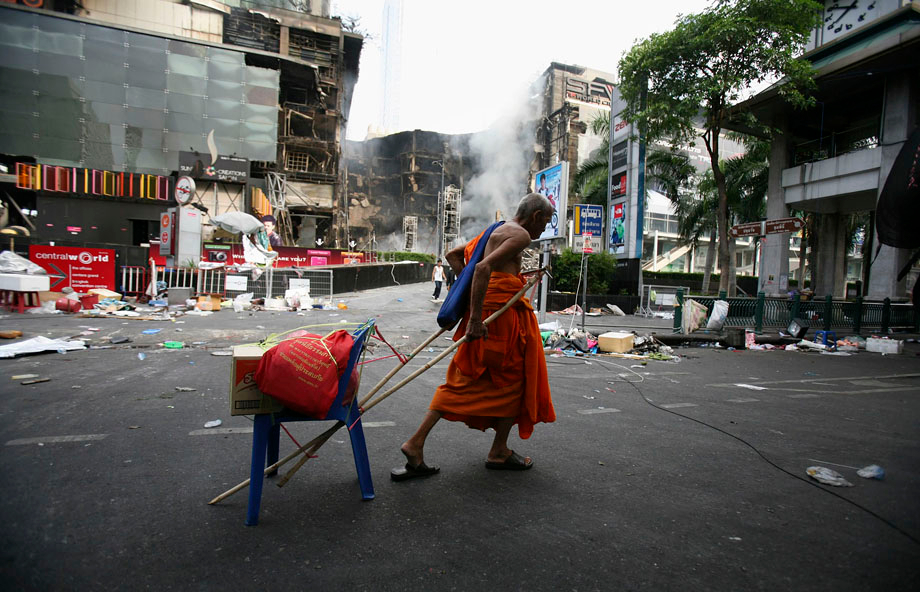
434 141 448 258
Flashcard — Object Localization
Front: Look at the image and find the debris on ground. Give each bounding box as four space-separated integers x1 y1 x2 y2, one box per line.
0 336 86 358
856 464 885 480
0 330 23 339
605 304 626 316
163 341 184 349
175 387 196 392
12 374 39 380
210 350 233 356
806 466 853 487
204 419 222 428
110 336 131 344
21 377 50 385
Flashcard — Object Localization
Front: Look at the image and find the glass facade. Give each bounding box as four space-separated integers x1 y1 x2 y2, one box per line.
0 8 279 175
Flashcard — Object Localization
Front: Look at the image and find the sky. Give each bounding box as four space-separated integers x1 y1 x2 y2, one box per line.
331 0 715 140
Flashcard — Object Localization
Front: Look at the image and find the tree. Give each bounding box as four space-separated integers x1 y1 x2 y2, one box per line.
573 112 610 207
618 0 820 294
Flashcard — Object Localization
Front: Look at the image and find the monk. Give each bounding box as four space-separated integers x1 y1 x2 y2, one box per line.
392 193 556 481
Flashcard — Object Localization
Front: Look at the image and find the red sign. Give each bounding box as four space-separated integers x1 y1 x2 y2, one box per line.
29 245 116 291
764 217 805 235
200 244 370 268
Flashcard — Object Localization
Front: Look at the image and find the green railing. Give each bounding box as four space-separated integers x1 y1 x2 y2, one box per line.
674 290 918 335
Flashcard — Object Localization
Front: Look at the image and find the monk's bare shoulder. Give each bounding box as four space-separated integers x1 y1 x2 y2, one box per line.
485 222 530 255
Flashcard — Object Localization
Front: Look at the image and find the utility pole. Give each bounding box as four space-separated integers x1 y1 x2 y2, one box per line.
436 141 448 258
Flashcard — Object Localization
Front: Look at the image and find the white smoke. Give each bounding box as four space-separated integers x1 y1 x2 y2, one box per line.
460 76 543 238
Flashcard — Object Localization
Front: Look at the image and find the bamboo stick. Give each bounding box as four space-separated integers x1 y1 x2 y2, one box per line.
207 421 342 505
210 270 544 502
357 327 447 407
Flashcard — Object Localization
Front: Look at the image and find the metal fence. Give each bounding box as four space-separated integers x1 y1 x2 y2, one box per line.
674 290 919 335
640 284 690 317
119 266 334 302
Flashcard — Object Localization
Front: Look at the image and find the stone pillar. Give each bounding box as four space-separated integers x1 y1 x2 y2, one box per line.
868 70 917 300
759 120 791 296
812 212 847 297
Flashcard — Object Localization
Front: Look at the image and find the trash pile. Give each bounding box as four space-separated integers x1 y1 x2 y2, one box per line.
539 321 676 361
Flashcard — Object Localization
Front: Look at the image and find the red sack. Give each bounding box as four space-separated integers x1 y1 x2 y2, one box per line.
254 330 357 418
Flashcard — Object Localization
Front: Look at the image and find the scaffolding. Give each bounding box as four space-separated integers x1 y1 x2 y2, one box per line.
441 184 462 256
403 215 418 251
266 172 295 246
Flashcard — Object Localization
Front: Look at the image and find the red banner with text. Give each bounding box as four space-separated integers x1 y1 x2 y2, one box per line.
29 245 116 291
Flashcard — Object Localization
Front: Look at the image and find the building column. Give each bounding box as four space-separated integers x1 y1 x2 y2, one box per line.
759 119 791 296
868 70 917 300
812 212 847 297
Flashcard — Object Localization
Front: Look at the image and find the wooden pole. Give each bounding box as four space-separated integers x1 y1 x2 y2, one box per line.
357 326 447 407
207 421 342 505
210 270 543 501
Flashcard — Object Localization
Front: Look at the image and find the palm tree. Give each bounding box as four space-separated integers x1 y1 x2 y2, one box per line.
573 112 610 207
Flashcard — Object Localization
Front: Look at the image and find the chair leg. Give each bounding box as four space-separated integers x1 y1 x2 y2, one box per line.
347 417 375 500
266 422 281 476
246 414 272 526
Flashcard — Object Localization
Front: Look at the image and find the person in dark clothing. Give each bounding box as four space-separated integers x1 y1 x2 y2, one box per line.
262 215 283 248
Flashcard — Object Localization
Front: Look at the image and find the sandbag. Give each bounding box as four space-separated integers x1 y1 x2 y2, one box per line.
437 221 504 329
254 330 357 418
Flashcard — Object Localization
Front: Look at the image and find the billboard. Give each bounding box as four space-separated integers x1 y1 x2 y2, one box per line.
533 162 568 242
609 201 627 255
29 246 116 291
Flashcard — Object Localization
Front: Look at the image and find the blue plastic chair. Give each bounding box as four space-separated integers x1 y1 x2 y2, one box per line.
246 320 375 526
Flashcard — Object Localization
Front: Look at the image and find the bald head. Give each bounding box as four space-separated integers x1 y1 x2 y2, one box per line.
514 193 553 223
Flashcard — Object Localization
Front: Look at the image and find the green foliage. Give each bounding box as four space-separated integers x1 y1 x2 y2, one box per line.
378 251 435 263
618 0 821 291
552 248 618 294
573 112 611 207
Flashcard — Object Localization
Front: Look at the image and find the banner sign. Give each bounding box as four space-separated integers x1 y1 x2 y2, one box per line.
29 245 116 291
534 162 569 241
609 201 627 255
201 245 367 267
179 152 249 184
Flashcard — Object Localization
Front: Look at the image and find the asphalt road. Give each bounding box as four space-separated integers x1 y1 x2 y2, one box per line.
1 281 918 591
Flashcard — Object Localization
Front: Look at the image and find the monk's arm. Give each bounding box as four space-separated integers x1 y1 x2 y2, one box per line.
466 230 531 340
445 245 465 275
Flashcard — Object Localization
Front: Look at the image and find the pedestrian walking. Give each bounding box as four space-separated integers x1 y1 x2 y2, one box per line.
431 258 445 301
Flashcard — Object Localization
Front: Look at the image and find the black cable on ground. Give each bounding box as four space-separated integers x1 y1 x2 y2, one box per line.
549 356 920 547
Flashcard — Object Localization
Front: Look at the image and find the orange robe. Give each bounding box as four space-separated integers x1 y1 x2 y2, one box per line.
430 231 555 439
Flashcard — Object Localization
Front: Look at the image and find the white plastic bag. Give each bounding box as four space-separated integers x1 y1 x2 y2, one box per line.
706 300 729 331
233 292 253 313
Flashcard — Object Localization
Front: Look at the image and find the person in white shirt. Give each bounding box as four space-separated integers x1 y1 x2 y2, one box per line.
431 258 445 301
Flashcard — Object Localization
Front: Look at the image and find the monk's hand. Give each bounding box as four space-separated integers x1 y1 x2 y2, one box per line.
466 319 488 341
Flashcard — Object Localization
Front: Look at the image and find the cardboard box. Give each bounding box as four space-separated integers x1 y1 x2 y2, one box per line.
88 288 121 300
866 338 903 355
197 294 222 311
230 345 284 415
0 273 50 292
598 331 635 353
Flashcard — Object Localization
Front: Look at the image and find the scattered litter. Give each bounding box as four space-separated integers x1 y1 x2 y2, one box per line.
582 395 595 400
142 329 162 335
110 336 131 344
185 310 213 316
11 374 39 380
204 419 222 428
21 377 50 385
210 350 233 356
175 387 196 392
397 298 403 302
0 336 86 358
796 340 827 351
128 425 140 429
727 537 742 542
71 385 81 389
856 464 885 480
734 383 767 391
255 325 265 329
137 352 147 361
0 330 23 339
806 466 853 487
605 304 626 316
401 335 410 339
821 351 852 356
163 341 184 349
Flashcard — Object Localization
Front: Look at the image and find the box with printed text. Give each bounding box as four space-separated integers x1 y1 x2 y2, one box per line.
229 345 284 415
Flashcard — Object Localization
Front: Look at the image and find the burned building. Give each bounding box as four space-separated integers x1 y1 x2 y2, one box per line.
533 62 614 195
0 0 361 249
344 130 475 253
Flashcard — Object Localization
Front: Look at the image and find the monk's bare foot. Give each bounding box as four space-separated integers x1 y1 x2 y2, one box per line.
485 450 533 470
486 449 531 465
400 442 424 468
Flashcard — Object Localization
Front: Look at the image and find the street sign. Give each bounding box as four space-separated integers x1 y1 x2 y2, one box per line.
764 217 804 235
730 217 805 238
573 204 603 236
574 232 602 254
729 221 763 238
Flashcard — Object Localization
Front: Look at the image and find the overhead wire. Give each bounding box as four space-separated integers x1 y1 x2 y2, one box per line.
546 355 920 547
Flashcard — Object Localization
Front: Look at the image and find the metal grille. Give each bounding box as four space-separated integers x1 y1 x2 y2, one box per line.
640 285 689 317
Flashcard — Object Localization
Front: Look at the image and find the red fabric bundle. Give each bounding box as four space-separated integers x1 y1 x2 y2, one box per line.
254 330 357 418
